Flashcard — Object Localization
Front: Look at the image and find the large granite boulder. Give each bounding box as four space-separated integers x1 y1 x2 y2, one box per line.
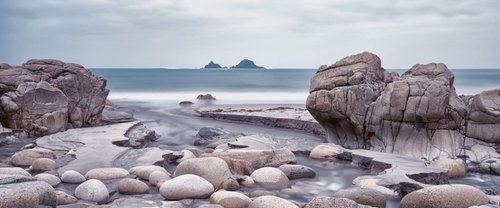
0 181 57 207
0 59 109 137
307 52 500 167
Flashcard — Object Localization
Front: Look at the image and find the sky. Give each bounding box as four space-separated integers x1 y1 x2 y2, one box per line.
0 0 499 69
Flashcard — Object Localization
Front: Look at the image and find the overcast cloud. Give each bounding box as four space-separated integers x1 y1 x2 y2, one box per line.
1 0 499 68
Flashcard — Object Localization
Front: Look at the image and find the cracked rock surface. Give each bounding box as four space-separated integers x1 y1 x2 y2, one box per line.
307 52 500 174
0 59 109 137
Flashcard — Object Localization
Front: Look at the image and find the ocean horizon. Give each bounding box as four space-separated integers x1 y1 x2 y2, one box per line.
92 68 500 104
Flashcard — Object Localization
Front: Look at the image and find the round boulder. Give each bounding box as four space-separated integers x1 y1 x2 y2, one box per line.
61 170 86 183
118 178 149 195
174 157 235 189
249 196 299 208
333 187 393 208
35 173 61 187
176 149 196 163
400 184 489 208
55 190 77 205
10 148 55 166
0 167 31 177
149 170 171 185
432 158 467 178
85 167 129 180
159 174 214 200
250 167 290 189
74 179 109 203
309 145 342 160
31 158 57 173
278 164 316 179
210 190 251 208
129 165 169 180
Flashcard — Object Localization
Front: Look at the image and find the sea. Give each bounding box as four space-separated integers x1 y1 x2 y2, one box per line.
91 68 500 105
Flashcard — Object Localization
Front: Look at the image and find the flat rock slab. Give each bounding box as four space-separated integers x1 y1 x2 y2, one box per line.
337 145 448 195
35 122 139 175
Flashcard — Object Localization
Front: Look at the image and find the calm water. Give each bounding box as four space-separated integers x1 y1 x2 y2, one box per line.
91 68 500 104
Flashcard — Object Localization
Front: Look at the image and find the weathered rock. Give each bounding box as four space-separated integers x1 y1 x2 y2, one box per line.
431 158 467 178
309 144 343 160
333 187 393 208
101 105 135 125
249 196 299 208
219 156 254 175
214 148 296 169
210 190 252 208
0 181 57 207
35 173 61 187
85 167 129 180
0 167 31 177
250 167 290 189
129 165 169 180
179 100 194 106
0 59 109 137
194 127 239 146
0 174 34 185
61 170 86 183
9 148 55 166
306 52 500 169
55 190 78 205
159 174 214 200
197 94 216 100
174 157 237 190
31 158 57 173
149 170 171 185
278 164 316 179
118 178 150 195
400 184 489 208
305 196 374 208
74 179 109 203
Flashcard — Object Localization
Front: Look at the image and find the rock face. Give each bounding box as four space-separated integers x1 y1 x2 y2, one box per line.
306 52 500 168
0 59 109 137
400 184 489 208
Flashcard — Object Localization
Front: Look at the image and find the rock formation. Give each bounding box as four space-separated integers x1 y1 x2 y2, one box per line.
203 61 223 69
307 52 500 174
231 59 265 69
0 59 109 137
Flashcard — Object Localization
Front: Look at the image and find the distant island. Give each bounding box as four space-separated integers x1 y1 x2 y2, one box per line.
203 61 223 69
231 59 265 69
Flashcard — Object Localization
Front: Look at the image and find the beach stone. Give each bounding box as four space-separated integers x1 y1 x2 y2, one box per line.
85 167 129 180
249 195 299 208
219 156 254 175
35 173 61 187
118 178 150 195
129 165 169 180
400 184 489 208
74 179 109 203
431 158 467 178
9 148 55 166
0 174 34 185
175 157 236 190
305 196 373 208
31 158 57 173
216 148 296 169
0 180 56 207
149 170 171 185
278 164 316 179
309 144 343 160
176 149 196 163
159 174 214 200
210 190 251 208
56 190 78 205
0 167 31 177
333 187 392 208
250 167 290 189
61 170 86 183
